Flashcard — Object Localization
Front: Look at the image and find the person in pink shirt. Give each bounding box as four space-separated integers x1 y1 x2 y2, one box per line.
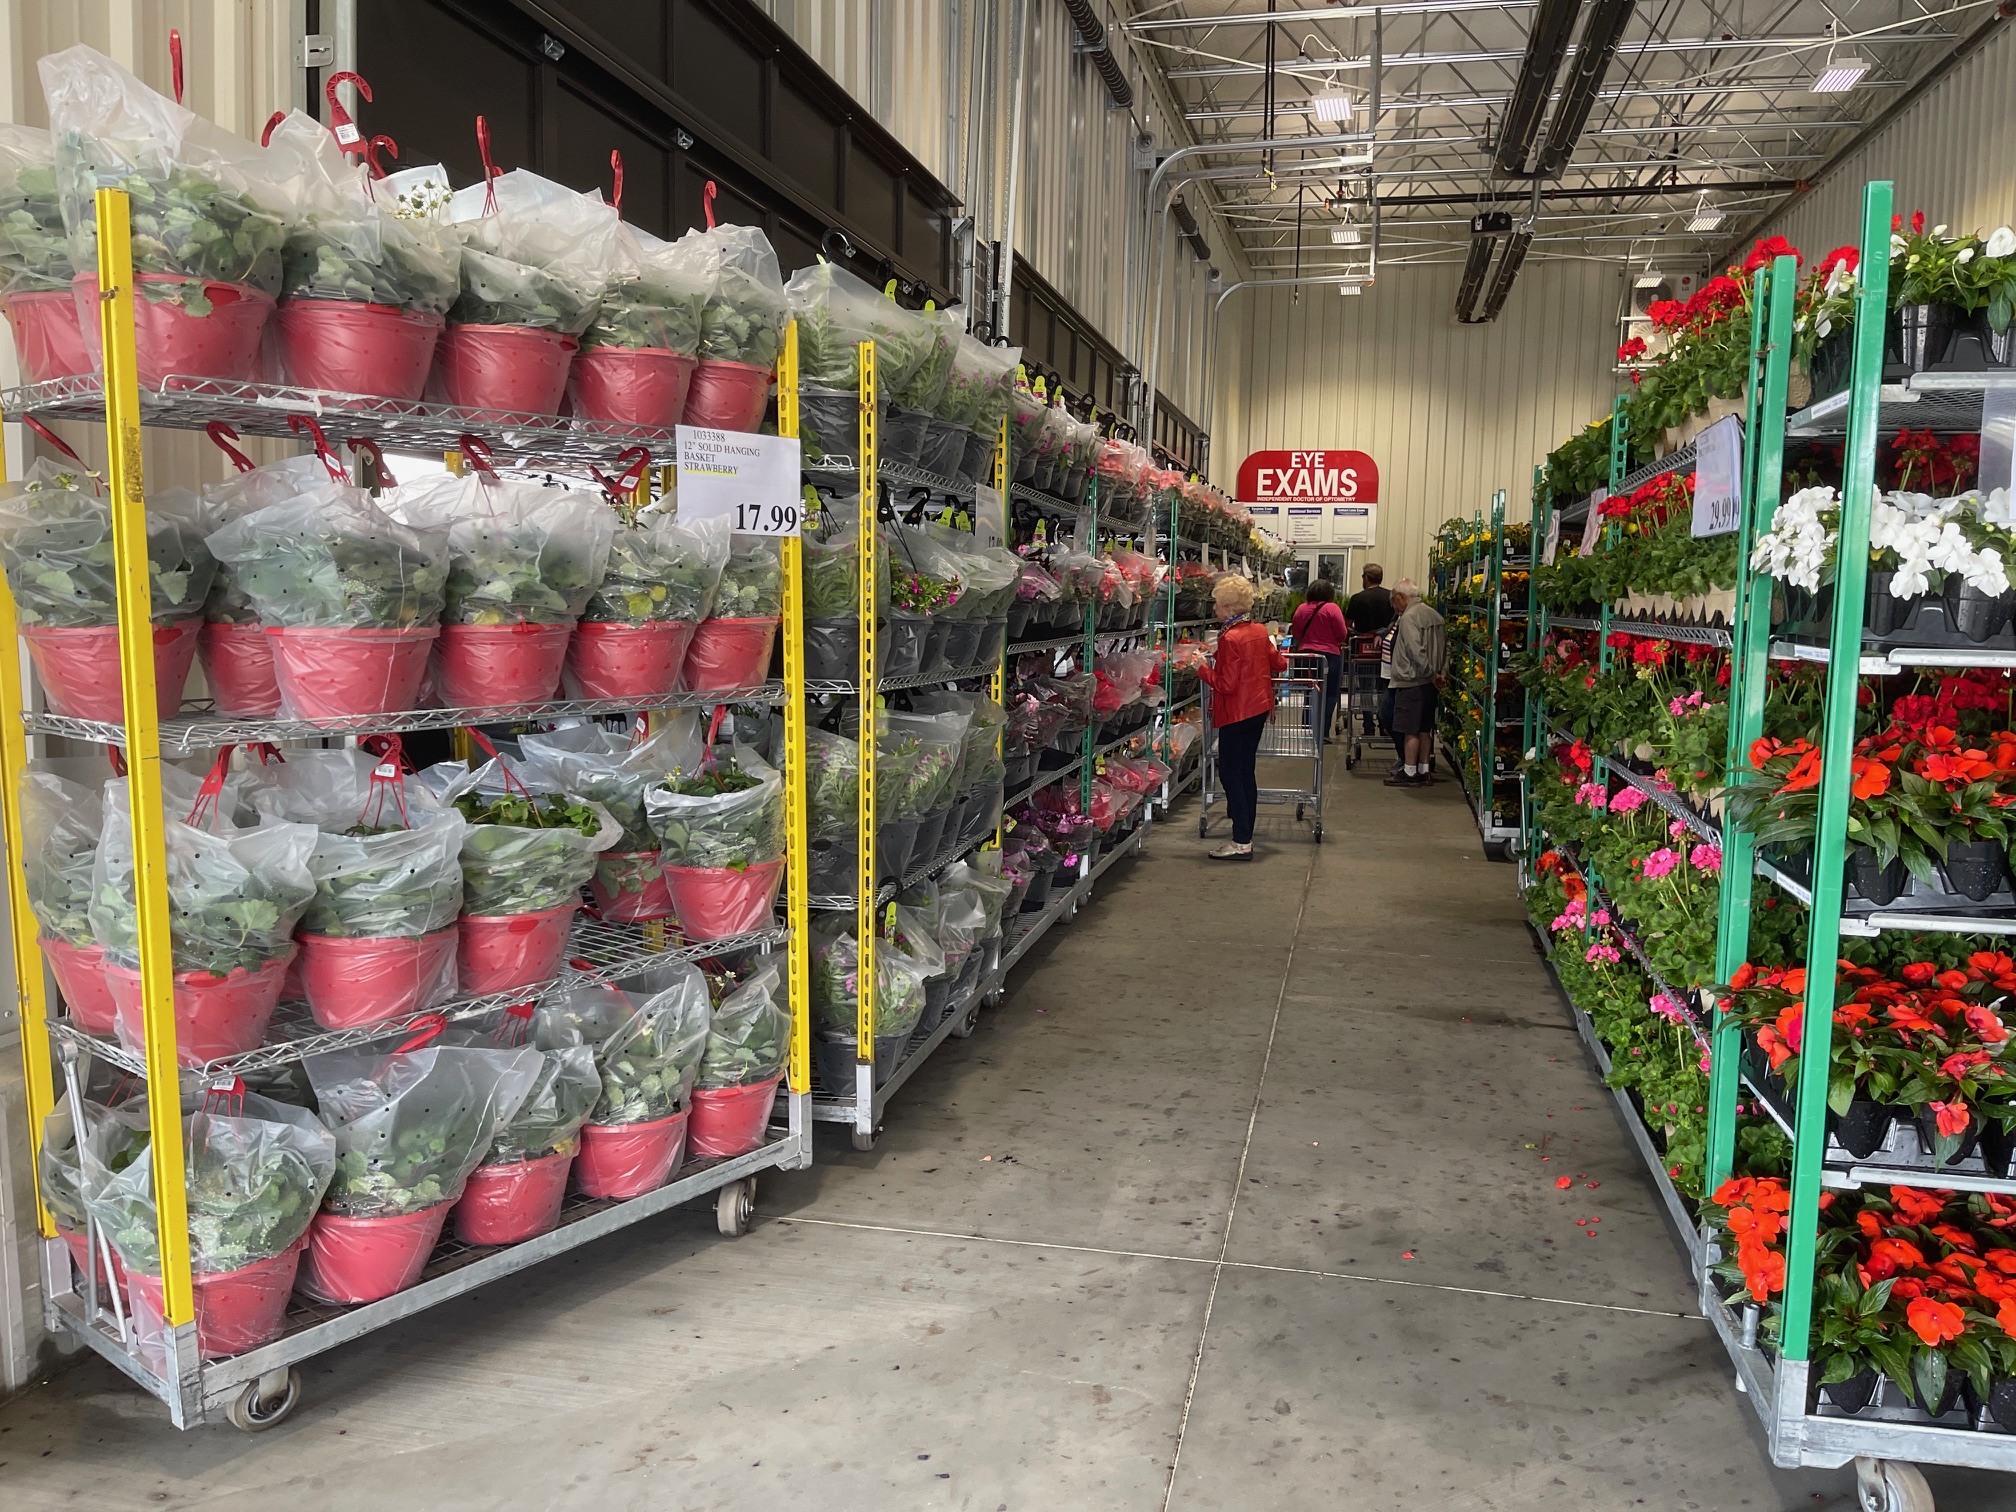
1288 577 1348 742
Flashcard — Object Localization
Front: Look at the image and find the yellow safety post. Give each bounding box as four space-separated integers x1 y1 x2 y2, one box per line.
0 413 56 1234
855 341 878 1056
776 322 812 1094
989 413 1009 852
97 189 194 1326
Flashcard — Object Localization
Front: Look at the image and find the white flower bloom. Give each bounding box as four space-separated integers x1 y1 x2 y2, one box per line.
1984 487 2016 526
1964 547 2010 597
1816 316 1833 337
1958 247 1976 264
1987 227 2016 259
1934 225 1950 238
1892 234 1908 255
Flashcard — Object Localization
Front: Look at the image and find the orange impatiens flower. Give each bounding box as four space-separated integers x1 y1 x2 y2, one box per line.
1891 1187 1949 1226
1781 746 1825 793
1907 1296 1968 1347
1850 757 1892 798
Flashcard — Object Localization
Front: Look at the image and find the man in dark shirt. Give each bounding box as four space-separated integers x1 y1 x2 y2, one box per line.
1346 564 1395 636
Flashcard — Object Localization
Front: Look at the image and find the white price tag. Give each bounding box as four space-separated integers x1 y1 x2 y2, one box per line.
334 122 362 146
1690 413 1744 538
676 426 803 535
975 483 1006 547
1579 488 1606 555
1543 510 1562 567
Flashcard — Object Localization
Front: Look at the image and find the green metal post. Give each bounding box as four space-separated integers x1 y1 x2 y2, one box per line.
1780 182 1893 1364
1483 489 1506 822
1522 465 1548 880
1080 474 1100 828
1704 255 1797 1196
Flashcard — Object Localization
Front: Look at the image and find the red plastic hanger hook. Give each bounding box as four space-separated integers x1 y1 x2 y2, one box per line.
288 414 349 482
393 1014 448 1054
187 745 236 828
205 421 255 474
609 150 624 214
358 733 411 829
260 111 285 148
465 728 533 796
588 445 652 506
364 134 399 180
325 70 372 153
703 179 718 230
455 433 500 482
22 415 88 469
347 437 397 489
169 29 185 106
476 115 500 214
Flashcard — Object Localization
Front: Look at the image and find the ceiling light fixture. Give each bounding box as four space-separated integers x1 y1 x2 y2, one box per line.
1687 195 1725 233
1308 87 1354 123
1634 270 1665 288
1331 226 1362 245
1812 24 1869 92
1338 283 1364 295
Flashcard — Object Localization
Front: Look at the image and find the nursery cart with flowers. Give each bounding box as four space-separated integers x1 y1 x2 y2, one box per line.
0 186 815 1430
1431 489 1528 857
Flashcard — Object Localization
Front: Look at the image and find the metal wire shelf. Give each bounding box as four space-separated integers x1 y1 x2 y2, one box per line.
0 374 686 466
1612 440 1698 496
1599 757 1722 842
25 684 787 754
803 661 1003 697
1785 371 2016 437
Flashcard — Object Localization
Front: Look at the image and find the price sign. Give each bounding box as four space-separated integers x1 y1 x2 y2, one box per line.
1579 488 1606 555
1690 413 1744 538
675 426 803 535
1542 509 1562 567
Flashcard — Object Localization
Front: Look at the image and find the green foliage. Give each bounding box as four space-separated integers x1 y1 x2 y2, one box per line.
59 151 287 294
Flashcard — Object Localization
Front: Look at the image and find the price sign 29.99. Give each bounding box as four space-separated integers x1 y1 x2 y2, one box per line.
675 425 803 536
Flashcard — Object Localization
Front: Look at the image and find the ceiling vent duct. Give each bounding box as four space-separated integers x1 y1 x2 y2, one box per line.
1492 0 1581 176
1539 0 1639 176
1171 196 1212 261
1063 0 1135 110
1454 212 1510 322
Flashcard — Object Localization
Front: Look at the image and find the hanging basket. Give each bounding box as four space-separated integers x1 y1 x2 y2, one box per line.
687 1077 782 1159
562 619 695 701
567 345 697 430
664 857 784 941
1 290 91 383
264 624 437 720
678 616 778 692
458 902 578 996
107 949 293 1069
296 927 459 1031
575 1111 688 1199
683 358 772 431
453 1150 575 1246
40 935 118 1034
434 324 577 417
590 851 675 922
302 1201 452 1304
22 619 201 723
125 1240 305 1364
435 622 574 707
198 621 282 718
56 1224 122 1291
273 299 444 400
73 273 272 386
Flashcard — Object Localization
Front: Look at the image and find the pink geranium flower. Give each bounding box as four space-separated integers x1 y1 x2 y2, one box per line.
1608 787 1648 815
1640 847 1681 879
1690 843 1723 873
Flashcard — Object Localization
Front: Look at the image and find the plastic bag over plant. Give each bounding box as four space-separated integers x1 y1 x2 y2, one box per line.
584 508 730 625
695 960 787 1088
0 124 73 294
786 261 932 397
941 857 1013 935
250 747 467 939
21 759 106 946
90 778 317 976
449 1009 600 1163
387 474 614 625
937 335 1021 433
893 307 963 413
41 1090 148 1234
911 690 1006 787
810 914 936 1037
710 535 783 618
802 492 884 618
445 168 622 335
418 757 621 915
201 454 331 624
82 1092 335 1275
586 222 712 353
308 1043 541 1218
544 961 712 1124
683 222 785 368
263 112 459 315
517 719 698 852
645 745 785 869
0 461 215 627
879 709 970 819
40 45 290 296
806 726 859 840
207 482 451 629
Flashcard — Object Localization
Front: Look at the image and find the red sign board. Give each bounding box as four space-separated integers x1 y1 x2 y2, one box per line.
1237 449 1378 505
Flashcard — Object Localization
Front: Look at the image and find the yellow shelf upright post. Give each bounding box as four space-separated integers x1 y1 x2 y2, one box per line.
776 321 813 1110
990 413 1008 850
854 340 879 1145
97 190 197 1361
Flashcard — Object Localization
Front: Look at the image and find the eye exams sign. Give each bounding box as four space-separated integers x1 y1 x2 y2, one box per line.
1238 450 1379 547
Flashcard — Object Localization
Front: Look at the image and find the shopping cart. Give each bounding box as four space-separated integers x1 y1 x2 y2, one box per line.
1340 633 1384 771
1199 650 1326 843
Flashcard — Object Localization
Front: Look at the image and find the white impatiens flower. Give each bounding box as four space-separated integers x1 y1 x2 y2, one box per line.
1752 486 1840 591
1824 263 1856 298
1934 225 1950 238
1984 487 2016 526
1892 233 1909 255
1987 227 2016 259
1958 246 1977 264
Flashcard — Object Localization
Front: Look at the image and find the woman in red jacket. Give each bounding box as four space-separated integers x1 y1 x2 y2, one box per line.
1198 573 1287 860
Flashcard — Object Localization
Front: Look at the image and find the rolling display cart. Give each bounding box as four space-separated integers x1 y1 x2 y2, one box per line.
1433 492 1526 858
1 190 815 1429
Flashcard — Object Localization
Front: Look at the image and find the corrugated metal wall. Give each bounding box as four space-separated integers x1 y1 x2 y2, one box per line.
1220 260 1622 584
1755 23 2016 255
756 0 955 182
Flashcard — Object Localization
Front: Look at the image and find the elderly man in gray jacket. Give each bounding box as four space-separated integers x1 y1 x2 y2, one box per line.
1382 578 1447 788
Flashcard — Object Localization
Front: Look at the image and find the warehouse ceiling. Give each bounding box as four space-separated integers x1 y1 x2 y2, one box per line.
1121 0 2004 280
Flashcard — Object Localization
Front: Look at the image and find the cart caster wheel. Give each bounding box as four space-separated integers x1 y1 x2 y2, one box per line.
1295 803 1305 821
227 1368 301 1432
851 1128 876 1152
949 1004 980 1039
1198 818 1208 838
1312 825 1323 843
716 1177 757 1237
1856 1458 1934 1512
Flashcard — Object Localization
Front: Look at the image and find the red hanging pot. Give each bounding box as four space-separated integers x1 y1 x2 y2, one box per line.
273 299 444 399
434 622 574 708
453 1149 574 1245
678 616 778 692
434 324 577 418
663 857 783 941
198 621 281 718
264 624 436 720
41 936 118 1034
22 620 201 723
575 1111 688 1199
302 1201 452 1304
682 358 772 431
687 1077 782 1160
567 346 696 430
107 948 293 1068
125 1240 304 1362
589 851 674 922
2 290 91 383
562 619 695 701
56 1224 123 1291
73 273 273 387
296 927 459 1030
457 902 578 996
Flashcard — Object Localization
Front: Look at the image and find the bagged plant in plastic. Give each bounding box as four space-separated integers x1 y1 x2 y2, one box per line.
911 690 1007 787
517 721 693 855
802 492 883 618
421 757 621 915
389 473 614 626
687 223 786 369
444 169 620 336
0 124 72 295
0 462 214 627
787 260 933 397
546 965 712 1125
453 1009 600 1165
206 483 450 629
42 1090 149 1243
201 455 332 627
936 334 1021 434
694 961 788 1089
710 536 784 619
880 710 970 818
585 222 711 353
892 306 963 414
810 913 938 1037
584 508 729 625
645 745 785 870
806 726 860 840
941 858 1013 937
21 761 105 948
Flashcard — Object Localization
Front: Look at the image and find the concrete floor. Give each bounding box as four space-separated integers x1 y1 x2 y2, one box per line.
2 758 2013 1509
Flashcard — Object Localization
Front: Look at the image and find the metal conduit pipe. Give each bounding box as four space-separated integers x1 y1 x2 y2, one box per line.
1062 0 1135 109
1197 275 1373 482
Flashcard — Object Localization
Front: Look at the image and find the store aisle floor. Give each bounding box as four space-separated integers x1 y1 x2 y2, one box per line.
3 765 2012 1510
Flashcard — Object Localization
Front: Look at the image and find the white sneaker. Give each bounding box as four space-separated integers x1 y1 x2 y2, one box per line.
1207 842 1253 860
